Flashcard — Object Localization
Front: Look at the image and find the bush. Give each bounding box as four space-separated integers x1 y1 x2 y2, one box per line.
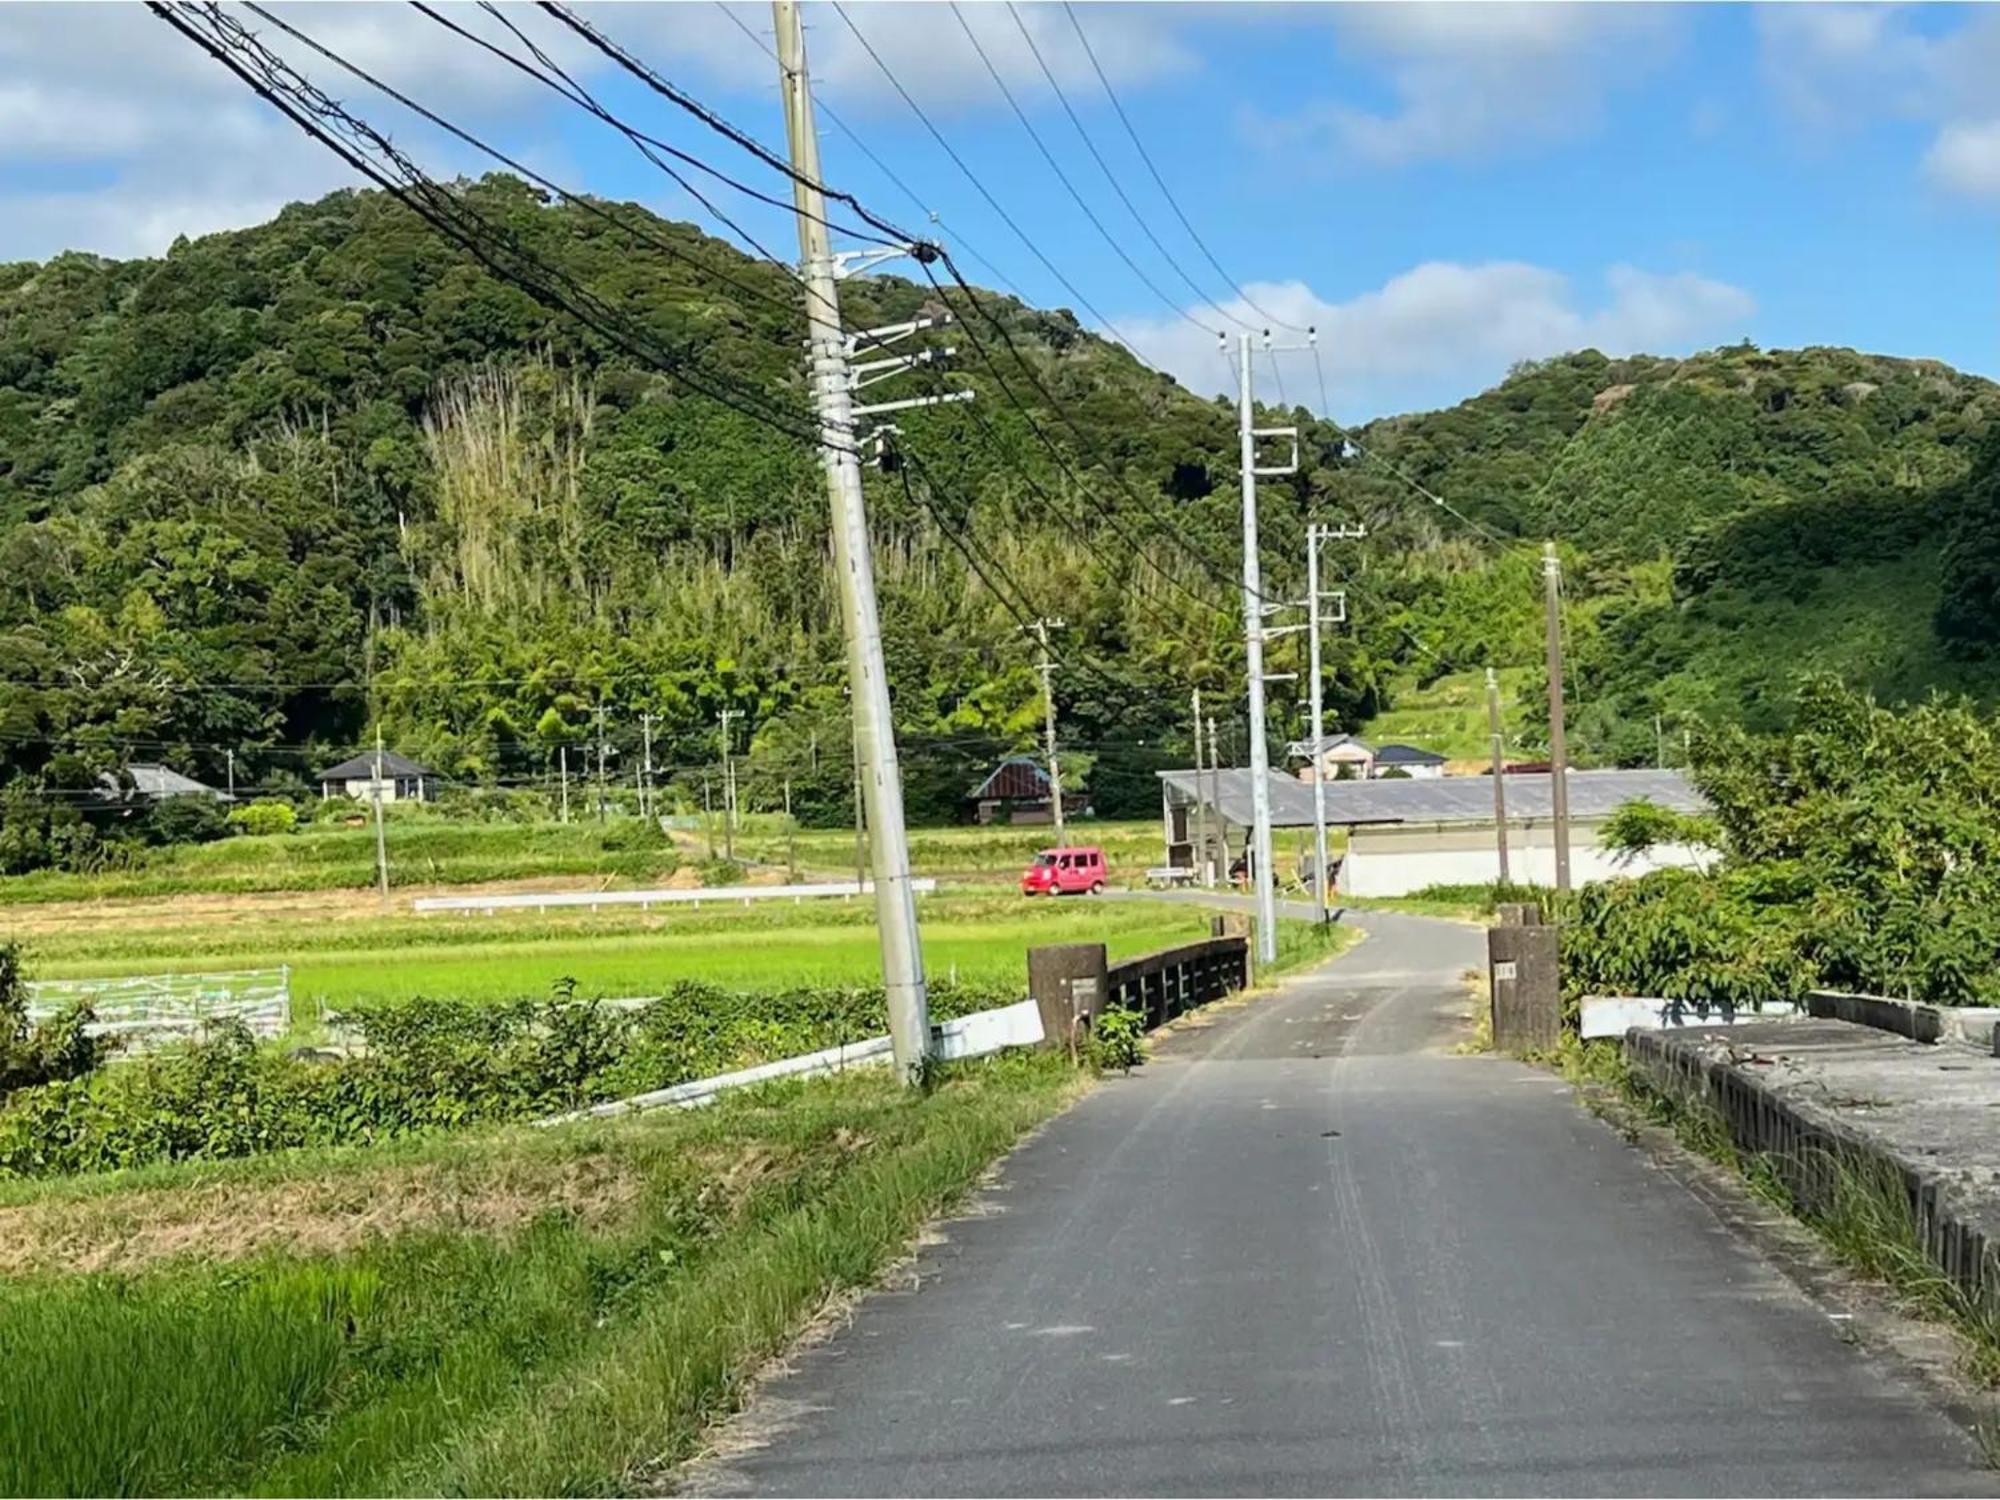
1083 1005 1145 1074
0 943 109 1099
226 799 299 836
0 977 1015 1179
698 857 746 888
146 795 229 846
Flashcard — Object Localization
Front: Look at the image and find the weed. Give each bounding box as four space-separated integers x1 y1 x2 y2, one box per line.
1082 1006 1146 1075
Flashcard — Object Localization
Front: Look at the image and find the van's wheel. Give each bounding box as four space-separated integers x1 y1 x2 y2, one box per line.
1090 880 1105 895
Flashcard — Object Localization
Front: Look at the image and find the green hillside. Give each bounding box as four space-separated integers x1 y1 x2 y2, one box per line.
3 178 1998 876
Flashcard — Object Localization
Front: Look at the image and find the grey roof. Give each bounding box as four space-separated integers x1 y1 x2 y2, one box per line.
320 749 432 781
1158 766 1704 829
1284 732 1372 758
1375 743 1447 766
101 763 229 801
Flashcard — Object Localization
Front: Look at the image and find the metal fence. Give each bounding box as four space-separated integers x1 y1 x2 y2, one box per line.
25 968 293 1050
1104 937 1250 1031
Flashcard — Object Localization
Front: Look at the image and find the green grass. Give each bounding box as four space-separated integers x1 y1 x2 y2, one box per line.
18 894 1217 1013
0 1056 1082 1497
728 817 1164 880
1358 668 1534 762
0 819 680 905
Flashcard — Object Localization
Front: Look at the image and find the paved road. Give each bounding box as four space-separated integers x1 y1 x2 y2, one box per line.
687 909 1990 1497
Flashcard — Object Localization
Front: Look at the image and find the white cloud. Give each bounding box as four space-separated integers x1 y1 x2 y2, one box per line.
1926 121 2000 201
1251 3 1677 167
1757 3 2000 203
1115 262 1755 420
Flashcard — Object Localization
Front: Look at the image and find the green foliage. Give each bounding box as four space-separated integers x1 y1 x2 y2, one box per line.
1597 798 1720 857
696 856 746 888
1083 1005 1146 1074
226 798 298 836
1935 425 2000 655
1566 679 2000 1009
0 942 106 1098
143 794 228 846
0 976 1011 1179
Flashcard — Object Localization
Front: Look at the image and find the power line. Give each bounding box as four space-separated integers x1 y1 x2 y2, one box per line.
829 0 1161 369
709 1 1032 305
1004 1 1251 334
950 2 1221 338
1062 1 1309 336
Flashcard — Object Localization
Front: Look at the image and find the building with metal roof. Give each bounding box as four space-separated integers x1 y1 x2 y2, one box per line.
1155 766 1710 897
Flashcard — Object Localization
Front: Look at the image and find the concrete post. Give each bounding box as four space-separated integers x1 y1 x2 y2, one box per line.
1027 942 1108 1056
1488 923 1561 1052
1496 901 1543 928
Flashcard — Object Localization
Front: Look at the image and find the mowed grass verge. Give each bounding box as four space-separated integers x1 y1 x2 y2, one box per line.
20 893 1216 1012
0 1055 1084 1497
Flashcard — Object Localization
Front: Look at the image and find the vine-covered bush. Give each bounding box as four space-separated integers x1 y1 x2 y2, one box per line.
0 942 108 1100
0 979 1007 1180
1566 678 2000 1009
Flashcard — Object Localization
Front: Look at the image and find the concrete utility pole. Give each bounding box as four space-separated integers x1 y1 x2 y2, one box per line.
225 749 236 801
371 728 389 908
1191 689 1209 885
640 711 655 822
1235 331 1296 966
784 776 797 880
1542 542 1572 893
1486 666 1512 884
718 707 741 862
558 745 570 824
1305 522 1362 924
776 0 929 1080
703 775 716 858
852 757 867 890
1206 714 1222 890
594 701 609 823
1026 617 1066 837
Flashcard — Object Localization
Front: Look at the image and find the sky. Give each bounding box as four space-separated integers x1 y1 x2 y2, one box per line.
1 1 1995 421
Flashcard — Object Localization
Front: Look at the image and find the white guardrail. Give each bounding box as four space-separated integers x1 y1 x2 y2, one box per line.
413 878 938 915
539 997 1045 1126
26 968 293 1050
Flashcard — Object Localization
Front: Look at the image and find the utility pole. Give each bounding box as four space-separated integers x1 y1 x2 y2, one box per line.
1486 666 1512 885
852 756 866 891
640 712 655 823
703 775 716 858
1191 689 1209 886
1206 714 1222 890
225 749 236 801
784 775 797 880
718 708 741 862
1655 713 1665 771
594 701 609 823
1234 331 1296 966
1543 542 1572 894
370 728 389 909
558 744 570 824
1026 617 1066 837
776 0 930 1079
1305 522 1362 924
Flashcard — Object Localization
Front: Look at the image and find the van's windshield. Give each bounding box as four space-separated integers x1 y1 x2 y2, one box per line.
1032 853 1057 867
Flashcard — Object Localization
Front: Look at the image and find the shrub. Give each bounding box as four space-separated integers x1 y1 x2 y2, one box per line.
0 943 109 1099
698 857 747 888
226 799 299 836
146 796 230 846
1083 1005 1146 1074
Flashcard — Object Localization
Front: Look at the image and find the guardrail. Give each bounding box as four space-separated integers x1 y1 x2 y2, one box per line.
1104 937 1250 1031
413 878 938 915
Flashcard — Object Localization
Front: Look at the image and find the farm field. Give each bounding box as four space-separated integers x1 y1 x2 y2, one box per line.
12 891 1221 1014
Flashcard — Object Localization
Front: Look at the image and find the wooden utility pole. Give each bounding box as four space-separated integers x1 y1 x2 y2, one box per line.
1542 542 1572 893
1485 666 1511 885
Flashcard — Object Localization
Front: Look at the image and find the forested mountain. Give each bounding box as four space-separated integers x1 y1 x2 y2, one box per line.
1 176 1995 862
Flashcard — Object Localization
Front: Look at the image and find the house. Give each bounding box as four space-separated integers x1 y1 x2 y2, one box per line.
1285 732 1377 783
968 756 1085 825
97 764 231 804
1156 765 1711 897
318 749 435 803
1371 743 1447 780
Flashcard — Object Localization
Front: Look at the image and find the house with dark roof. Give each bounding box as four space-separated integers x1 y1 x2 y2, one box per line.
319 749 436 804
1372 743 1448 779
968 756 1084 826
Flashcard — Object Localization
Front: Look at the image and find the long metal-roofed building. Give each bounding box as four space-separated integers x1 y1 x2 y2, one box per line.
1156 766 1709 897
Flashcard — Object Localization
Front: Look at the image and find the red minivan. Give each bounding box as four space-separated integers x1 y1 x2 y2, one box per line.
1021 845 1108 896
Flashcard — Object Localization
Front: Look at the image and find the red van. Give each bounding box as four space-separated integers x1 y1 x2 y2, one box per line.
1021 845 1108 896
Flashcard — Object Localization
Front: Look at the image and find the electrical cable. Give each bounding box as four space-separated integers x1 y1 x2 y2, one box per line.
1062 1 1308 336
949 2 1222 338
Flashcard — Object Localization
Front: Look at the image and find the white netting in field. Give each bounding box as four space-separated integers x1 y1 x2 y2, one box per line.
25 969 292 1050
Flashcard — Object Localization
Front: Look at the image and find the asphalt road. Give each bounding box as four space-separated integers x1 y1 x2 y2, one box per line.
685 908 1991 1498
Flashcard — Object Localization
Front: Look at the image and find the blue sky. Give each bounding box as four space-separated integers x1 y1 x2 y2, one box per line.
3 2 1995 419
